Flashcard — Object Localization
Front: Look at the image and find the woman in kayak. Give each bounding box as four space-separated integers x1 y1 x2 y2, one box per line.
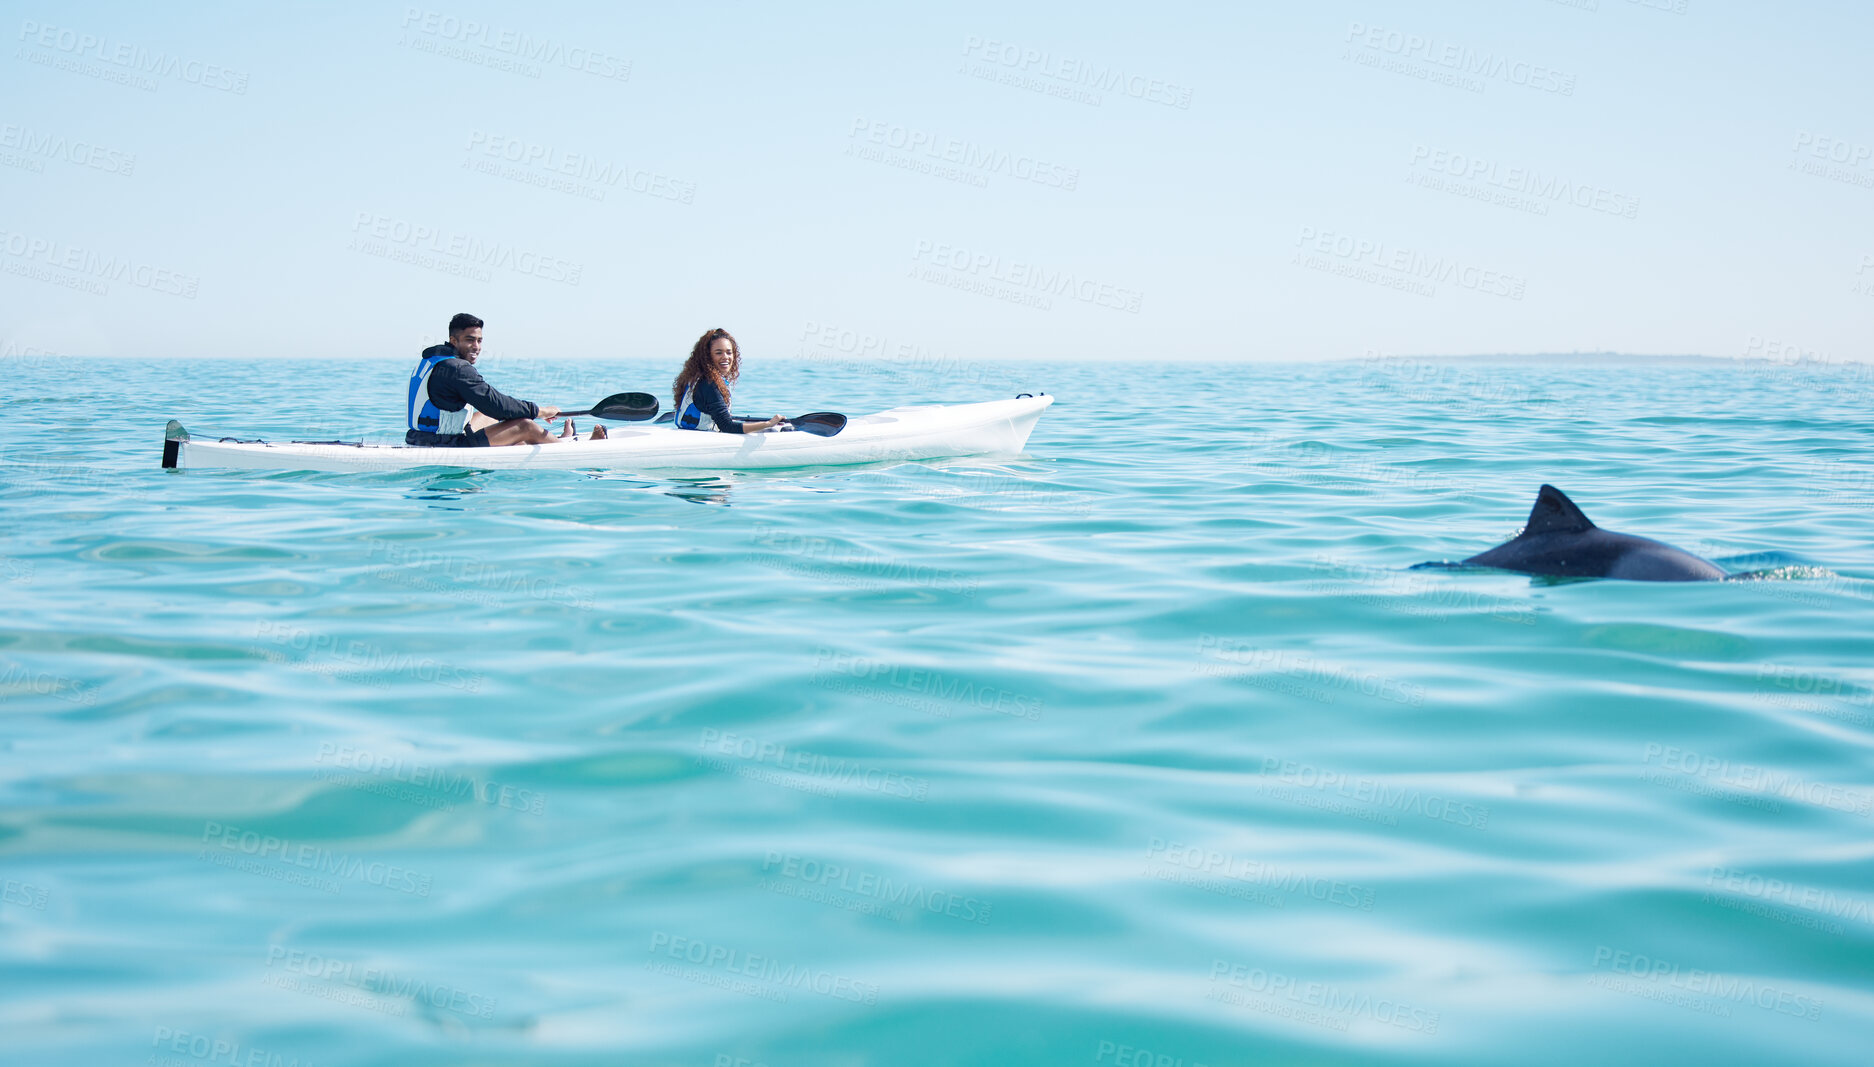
672 328 786 434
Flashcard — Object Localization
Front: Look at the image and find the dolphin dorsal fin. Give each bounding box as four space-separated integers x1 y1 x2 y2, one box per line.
1524 485 1595 535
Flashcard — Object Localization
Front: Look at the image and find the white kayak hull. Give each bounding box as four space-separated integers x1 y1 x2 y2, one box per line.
163 395 1054 473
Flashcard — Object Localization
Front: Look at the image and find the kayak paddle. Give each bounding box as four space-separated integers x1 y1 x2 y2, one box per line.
784 412 847 437
645 409 847 435
560 392 659 420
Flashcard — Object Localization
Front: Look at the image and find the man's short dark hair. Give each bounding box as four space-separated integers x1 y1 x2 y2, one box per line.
448 313 484 336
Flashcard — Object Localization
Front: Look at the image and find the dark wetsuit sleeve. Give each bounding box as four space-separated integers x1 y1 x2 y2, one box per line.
693 378 743 434
435 359 538 422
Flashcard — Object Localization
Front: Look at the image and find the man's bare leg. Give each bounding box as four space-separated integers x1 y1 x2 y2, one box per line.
482 418 559 446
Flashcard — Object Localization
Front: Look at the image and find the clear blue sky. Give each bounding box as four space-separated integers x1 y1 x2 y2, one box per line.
2 0 1868 363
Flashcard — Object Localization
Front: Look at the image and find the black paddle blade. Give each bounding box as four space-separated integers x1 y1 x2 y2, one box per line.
588 392 659 421
790 412 846 437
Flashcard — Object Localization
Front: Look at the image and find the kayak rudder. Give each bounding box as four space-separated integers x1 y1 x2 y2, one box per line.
162 420 189 469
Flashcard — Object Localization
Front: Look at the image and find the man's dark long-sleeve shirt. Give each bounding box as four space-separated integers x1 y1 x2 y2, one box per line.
423 350 538 423
406 344 537 444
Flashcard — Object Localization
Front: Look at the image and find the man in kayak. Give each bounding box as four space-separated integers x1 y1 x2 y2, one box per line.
407 313 575 447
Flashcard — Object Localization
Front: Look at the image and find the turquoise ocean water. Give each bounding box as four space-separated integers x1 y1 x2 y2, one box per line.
2 356 1872 1066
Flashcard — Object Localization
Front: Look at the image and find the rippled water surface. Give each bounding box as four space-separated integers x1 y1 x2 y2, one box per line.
3 356 1872 1066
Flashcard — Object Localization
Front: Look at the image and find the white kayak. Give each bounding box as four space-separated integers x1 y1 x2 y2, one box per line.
161 394 1054 473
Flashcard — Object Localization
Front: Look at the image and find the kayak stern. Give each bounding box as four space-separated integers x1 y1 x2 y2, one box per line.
162 420 189 469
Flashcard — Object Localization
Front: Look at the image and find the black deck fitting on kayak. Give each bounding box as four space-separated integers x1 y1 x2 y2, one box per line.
161 420 188 469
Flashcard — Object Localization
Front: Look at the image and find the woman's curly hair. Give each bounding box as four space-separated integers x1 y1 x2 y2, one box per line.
674 328 740 408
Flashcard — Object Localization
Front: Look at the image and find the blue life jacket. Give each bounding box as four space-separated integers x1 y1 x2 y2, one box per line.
675 381 720 431
407 345 469 435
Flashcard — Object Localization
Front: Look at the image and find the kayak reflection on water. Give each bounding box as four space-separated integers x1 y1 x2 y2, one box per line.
665 477 734 507
672 328 788 435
